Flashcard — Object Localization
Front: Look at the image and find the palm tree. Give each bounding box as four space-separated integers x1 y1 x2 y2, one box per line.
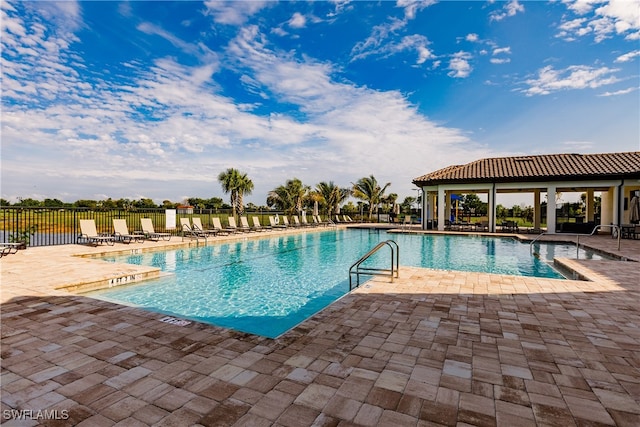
316 181 351 216
267 178 310 214
352 175 391 220
217 168 254 219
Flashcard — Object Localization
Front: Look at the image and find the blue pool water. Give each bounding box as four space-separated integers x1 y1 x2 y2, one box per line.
86 229 605 338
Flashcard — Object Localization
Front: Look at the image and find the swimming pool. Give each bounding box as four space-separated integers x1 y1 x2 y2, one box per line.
86 229 604 338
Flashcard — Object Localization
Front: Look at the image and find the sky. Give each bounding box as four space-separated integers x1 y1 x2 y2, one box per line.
1 0 639 207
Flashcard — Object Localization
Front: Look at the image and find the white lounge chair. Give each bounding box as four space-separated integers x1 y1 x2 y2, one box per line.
269 216 286 229
239 216 255 232
140 218 171 241
192 217 218 236
252 216 269 232
78 219 115 246
211 217 231 235
300 214 315 227
227 216 247 233
113 219 144 243
181 218 208 238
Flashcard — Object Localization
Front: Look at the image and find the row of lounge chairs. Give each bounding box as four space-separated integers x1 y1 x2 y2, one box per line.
78 218 171 246
77 214 340 246
181 215 336 238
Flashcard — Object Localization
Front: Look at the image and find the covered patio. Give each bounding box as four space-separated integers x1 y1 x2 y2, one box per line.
413 152 640 235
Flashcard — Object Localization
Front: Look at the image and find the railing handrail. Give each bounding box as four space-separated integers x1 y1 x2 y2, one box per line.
349 240 399 290
529 224 621 256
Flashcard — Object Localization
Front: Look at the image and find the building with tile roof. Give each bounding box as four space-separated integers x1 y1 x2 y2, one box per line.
412 152 640 234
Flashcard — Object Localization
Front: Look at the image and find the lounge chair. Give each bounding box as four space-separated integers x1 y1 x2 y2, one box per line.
211 217 232 235
227 217 247 233
300 215 314 227
192 217 218 236
78 219 115 246
0 243 21 257
315 215 332 227
401 215 412 230
239 216 255 232
140 218 171 241
252 216 269 232
269 216 286 229
180 218 208 239
281 216 291 227
334 215 342 223
113 219 145 243
292 216 303 227
343 215 354 222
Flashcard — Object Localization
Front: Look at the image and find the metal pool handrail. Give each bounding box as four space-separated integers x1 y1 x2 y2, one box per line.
529 224 621 257
349 240 399 290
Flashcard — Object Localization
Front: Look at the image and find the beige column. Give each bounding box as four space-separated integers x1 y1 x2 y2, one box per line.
488 185 496 232
585 189 595 222
534 189 541 230
438 188 446 231
546 185 557 234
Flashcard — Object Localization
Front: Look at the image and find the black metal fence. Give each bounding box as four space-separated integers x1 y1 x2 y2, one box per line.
0 207 285 247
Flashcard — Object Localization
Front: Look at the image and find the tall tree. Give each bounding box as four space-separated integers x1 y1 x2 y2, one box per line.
316 181 351 215
352 175 391 219
267 178 310 214
218 168 254 218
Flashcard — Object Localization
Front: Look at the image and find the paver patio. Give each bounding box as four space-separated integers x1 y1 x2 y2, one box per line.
1 228 639 426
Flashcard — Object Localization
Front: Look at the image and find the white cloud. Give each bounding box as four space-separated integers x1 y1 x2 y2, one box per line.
490 46 511 64
522 65 621 96
490 0 525 22
466 33 479 42
563 0 602 15
288 12 306 29
350 21 433 65
448 51 473 78
396 0 436 20
350 18 406 61
203 0 269 25
615 50 640 62
493 47 511 56
351 1 437 63
557 0 640 42
598 86 638 96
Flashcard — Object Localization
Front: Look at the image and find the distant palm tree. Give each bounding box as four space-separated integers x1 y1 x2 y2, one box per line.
352 175 391 219
267 178 309 214
316 181 351 216
217 168 254 218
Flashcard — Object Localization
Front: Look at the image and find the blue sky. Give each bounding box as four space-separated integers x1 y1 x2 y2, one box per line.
2 0 639 206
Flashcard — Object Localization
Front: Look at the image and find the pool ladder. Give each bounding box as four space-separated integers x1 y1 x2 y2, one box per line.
349 240 399 291
529 224 621 258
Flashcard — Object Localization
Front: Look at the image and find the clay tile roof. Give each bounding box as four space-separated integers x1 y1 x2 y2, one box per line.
413 152 640 186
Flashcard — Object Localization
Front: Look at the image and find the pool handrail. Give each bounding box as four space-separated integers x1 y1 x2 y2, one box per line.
529 224 621 257
349 240 399 290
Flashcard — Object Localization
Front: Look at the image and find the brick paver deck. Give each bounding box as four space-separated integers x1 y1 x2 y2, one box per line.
1 228 639 426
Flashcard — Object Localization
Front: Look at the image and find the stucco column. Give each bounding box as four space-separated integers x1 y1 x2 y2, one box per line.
534 189 541 230
585 189 594 222
438 188 446 231
488 185 496 232
546 185 557 234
